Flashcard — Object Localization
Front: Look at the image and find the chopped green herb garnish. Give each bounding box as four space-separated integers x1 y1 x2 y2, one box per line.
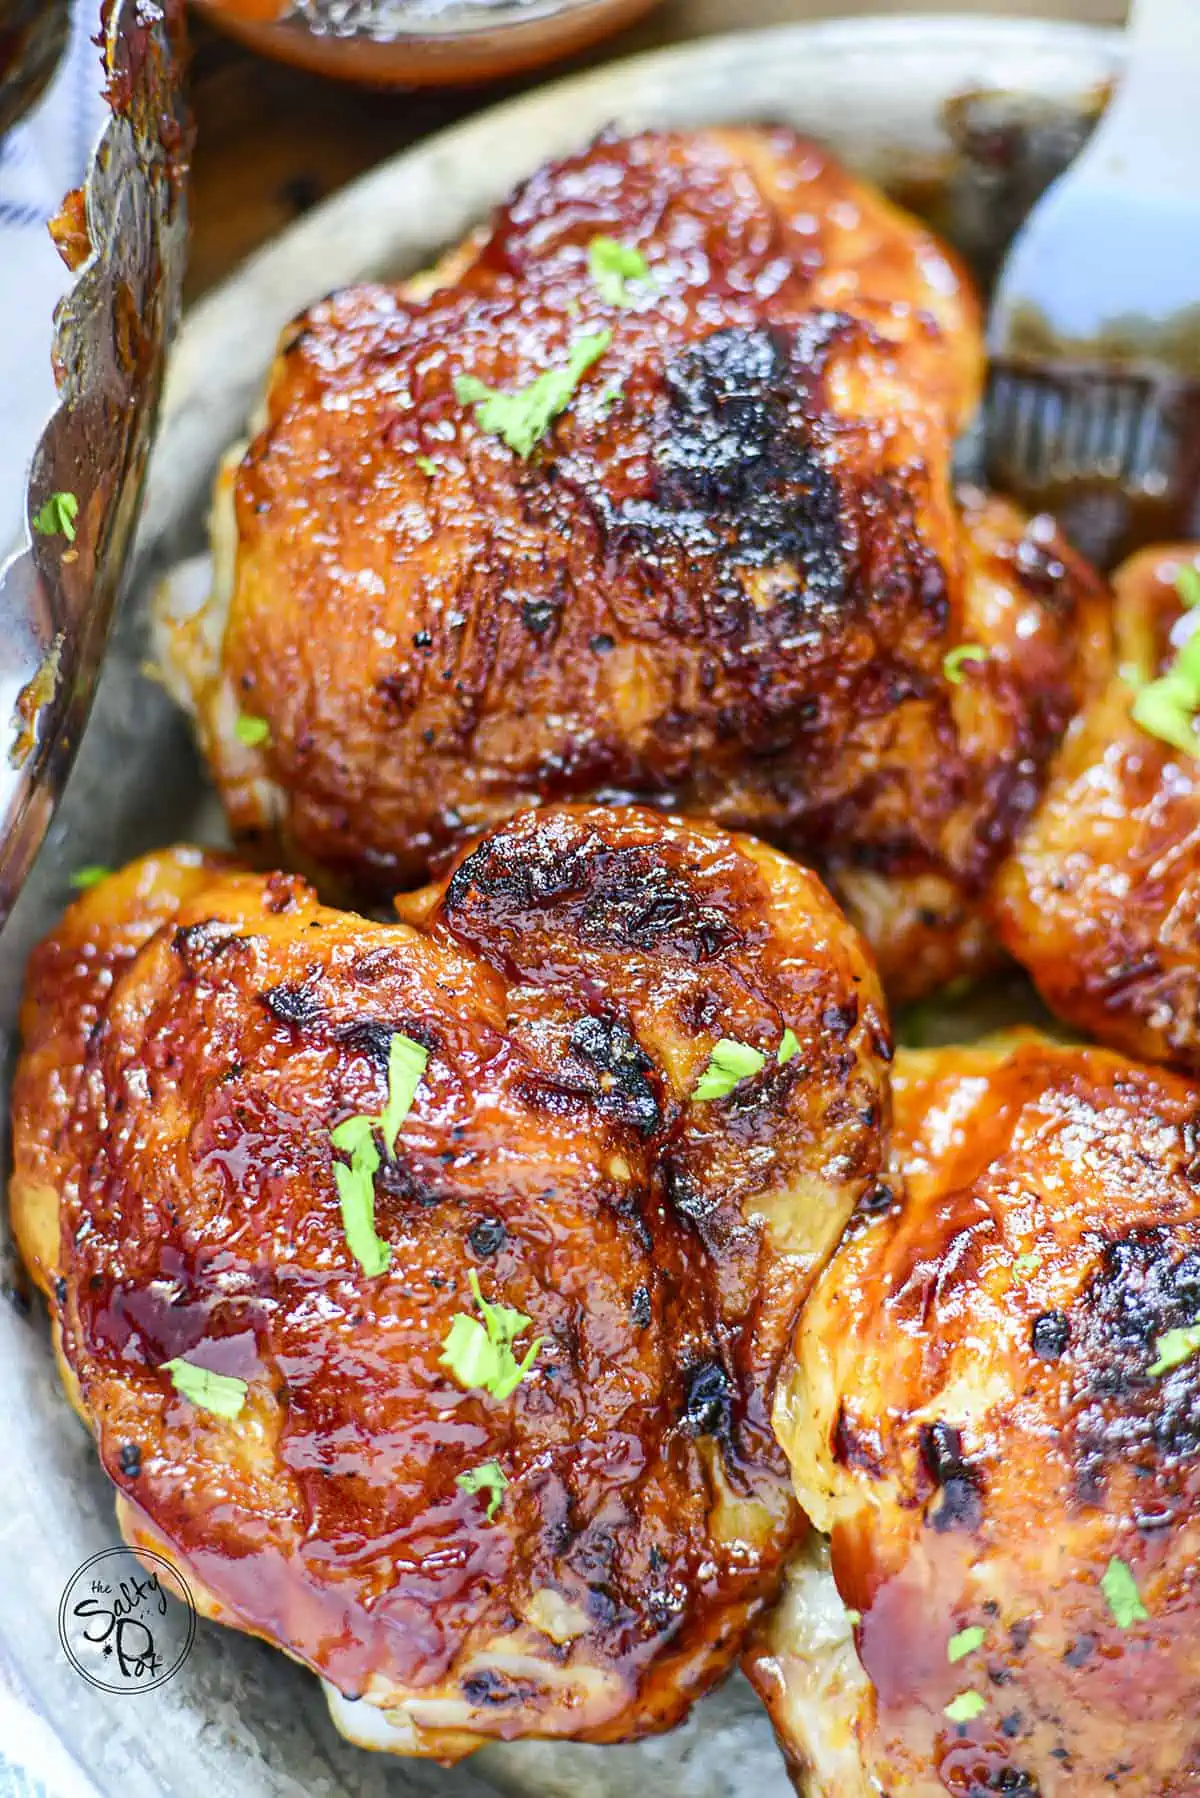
331 1113 390 1277
161 1358 248 1419
440 1269 544 1402
947 1626 985 1663
778 1027 801 1066
944 1690 985 1724
32 491 78 542
329 1033 428 1275
943 643 987 684
588 236 656 308
456 1459 509 1519
1102 1556 1148 1629
844 1608 862 1627
1148 1317 1200 1376
69 865 110 892
379 1033 428 1157
1013 1252 1041 1278
693 1038 767 1101
235 713 270 748
455 330 613 459
1130 569 1200 757
1175 564 1200 610
415 455 438 477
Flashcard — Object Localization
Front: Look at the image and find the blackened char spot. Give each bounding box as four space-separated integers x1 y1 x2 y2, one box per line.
468 1217 506 1258
1072 1227 1200 1472
682 1359 732 1440
444 826 738 965
919 1421 983 1532
261 980 324 1029
568 1015 661 1134
618 321 848 609
1032 1311 1070 1360
172 920 247 969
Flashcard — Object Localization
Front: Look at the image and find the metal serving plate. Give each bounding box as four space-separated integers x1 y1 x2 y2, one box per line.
0 18 1120 1798
0 0 189 925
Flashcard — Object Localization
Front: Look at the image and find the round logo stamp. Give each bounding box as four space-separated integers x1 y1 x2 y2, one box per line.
58 1547 196 1694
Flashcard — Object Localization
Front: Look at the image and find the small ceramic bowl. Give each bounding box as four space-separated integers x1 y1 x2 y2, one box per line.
190 0 665 86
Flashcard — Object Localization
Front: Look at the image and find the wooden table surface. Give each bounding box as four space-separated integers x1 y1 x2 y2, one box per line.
188 0 1123 303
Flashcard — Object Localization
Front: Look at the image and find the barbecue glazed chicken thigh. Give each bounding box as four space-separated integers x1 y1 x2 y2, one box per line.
749 1031 1200 1796
993 545 1200 1075
158 126 1111 1004
10 803 892 1760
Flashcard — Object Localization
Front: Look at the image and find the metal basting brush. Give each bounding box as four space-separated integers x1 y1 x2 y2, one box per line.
985 0 1200 569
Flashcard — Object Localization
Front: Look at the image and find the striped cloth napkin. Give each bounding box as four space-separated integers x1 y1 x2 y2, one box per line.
0 1 108 555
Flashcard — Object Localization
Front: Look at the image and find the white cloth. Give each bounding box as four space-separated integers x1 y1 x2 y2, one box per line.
0 3 109 553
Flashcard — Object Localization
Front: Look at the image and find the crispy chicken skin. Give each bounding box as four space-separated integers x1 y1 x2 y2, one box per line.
993 545 1200 1073
749 1031 1200 1795
156 127 1109 1001
10 804 891 1760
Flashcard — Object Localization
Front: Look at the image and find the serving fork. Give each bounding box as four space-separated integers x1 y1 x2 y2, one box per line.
986 0 1200 568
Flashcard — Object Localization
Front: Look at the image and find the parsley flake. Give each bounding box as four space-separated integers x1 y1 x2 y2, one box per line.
379 1032 429 1156
331 1114 390 1277
1131 567 1200 757
693 1038 766 1101
440 1269 544 1402
32 491 78 542
1148 1318 1200 1377
235 713 270 748
944 643 987 684
778 1027 801 1066
944 1690 985 1723
69 865 110 892
947 1626 985 1663
329 1032 428 1274
1013 1252 1041 1278
456 1459 509 1519
415 455 438 477
1102 1556 1148 1629
162 1358 248 1419
588 236 656 308
1176 563 1200 611
455 330 613 459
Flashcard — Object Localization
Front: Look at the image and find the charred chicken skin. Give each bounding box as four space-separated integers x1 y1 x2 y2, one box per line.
158 126 1110 1004
10 803 891 1760
749 1031 1200 1796
993 545 1200 1075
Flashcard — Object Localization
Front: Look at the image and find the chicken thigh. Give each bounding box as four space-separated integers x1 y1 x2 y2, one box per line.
993 545 1200 1073
10 804 890 1760
157 127 1110 1003
748 1031 1200 1795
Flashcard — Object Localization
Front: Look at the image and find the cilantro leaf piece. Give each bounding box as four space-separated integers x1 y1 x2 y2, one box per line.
1013 1252 1041 1278
235 713 270 748
778 1027 801 1066
456 1459 509 1519
1148 1318 1200 1377
943 643 987 684
1131 605 1200 757
1176 564 1200 610
379 1033 429 1157
455 330 613 459
588 236 655 308
331 1113 390 1277
1102 1556 1148 1629
415 455 438 477
440 1269 544 1402
70 865 110 892
32 491 78 542
944 1690 985 1724
693 1038 767 1101
162 1357 248 1419
947 1626 985 1663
